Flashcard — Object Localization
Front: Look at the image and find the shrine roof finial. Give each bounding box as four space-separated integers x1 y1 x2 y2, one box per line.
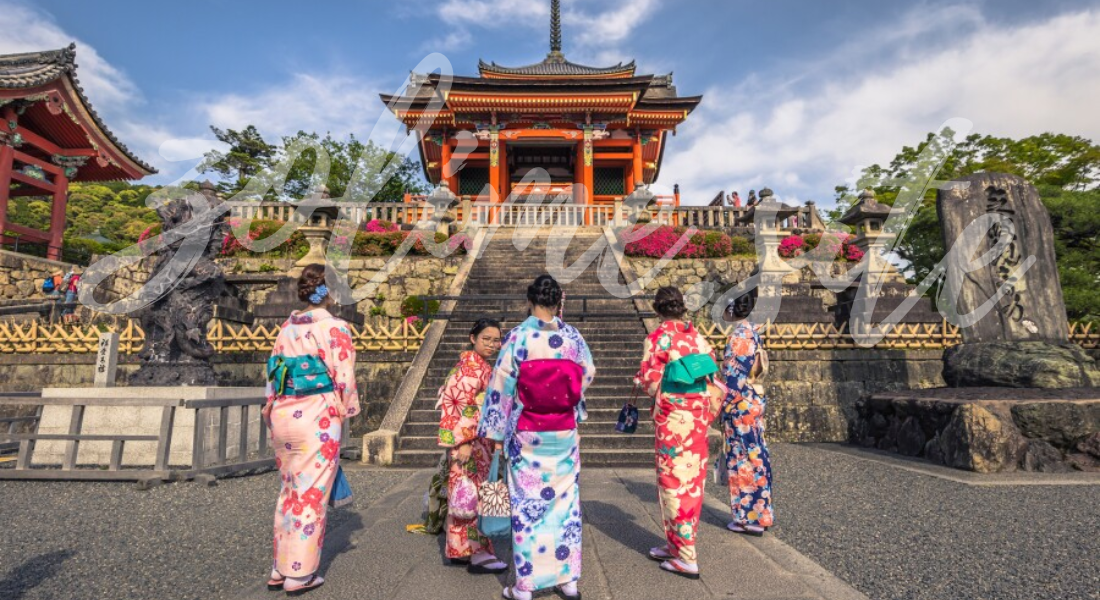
550 0 562 55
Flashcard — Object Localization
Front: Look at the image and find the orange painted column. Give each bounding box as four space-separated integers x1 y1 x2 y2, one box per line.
498 140 509 202
626 167 635 196
632 137 644 187
441 140 458 194
47 172 69 260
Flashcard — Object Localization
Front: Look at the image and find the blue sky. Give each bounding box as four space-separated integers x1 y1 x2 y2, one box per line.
4 0 1099 207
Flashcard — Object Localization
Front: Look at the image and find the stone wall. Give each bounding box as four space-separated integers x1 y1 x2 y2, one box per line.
766 349 945 442
0 250 76 303
90 255 462 321
0 352 412 439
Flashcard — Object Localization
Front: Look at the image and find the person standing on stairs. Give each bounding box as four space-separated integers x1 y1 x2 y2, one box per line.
634 286 725 580
262 264 361 596
478 275 596 600
436 318 508 574
720 293 775 537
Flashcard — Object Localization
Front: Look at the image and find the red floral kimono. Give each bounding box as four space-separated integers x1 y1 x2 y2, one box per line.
267 309 360 579
437 350 495 559
635 320 719 564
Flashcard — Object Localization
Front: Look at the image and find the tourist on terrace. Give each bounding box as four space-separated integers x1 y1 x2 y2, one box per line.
635 286 724 579
720 293 774 537
263 264 361 595
732 191 742 208
477 274 595 600
436 318 508 574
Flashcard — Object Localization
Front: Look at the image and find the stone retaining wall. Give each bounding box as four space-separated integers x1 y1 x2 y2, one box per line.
764 349 945 442
0 250 76 303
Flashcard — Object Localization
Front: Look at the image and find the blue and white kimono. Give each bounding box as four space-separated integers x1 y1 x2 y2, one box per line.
477 316 596 593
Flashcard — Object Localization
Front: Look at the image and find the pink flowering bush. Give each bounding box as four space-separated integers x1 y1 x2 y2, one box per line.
620 226 734 259
364 219 399 233
778 231 864 262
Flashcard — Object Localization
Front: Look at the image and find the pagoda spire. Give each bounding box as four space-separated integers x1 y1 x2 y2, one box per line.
550 0 563 56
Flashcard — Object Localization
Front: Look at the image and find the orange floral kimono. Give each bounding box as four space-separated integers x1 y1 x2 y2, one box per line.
266 309 360 579
437 350 495 559
635 320 719 564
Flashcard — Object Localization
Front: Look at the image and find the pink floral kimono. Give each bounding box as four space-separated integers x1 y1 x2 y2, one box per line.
266 309 360 579
436 350 496 559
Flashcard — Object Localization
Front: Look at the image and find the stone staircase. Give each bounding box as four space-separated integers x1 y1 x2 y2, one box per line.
391 229 654 468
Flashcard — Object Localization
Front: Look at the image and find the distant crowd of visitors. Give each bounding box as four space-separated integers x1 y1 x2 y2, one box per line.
40 266 81 322
260 266 773 597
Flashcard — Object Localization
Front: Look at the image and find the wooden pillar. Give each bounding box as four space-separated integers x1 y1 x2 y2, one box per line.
0 143 13 248
48 173 69 260
441 140 457 194
489 129 501 205
632 135 644 187
625 168 635 196
498 140 509 202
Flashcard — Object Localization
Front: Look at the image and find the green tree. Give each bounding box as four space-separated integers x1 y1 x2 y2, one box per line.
279 131 428 202
199 125 278 196
834 131 1100 322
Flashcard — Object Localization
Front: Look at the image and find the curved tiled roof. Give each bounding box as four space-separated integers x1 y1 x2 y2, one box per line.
479 54 636 78
0 44 156 176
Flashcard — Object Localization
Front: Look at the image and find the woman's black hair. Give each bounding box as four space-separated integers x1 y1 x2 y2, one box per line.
726 292 756 320
653 286 687 319
297 264 327 303
470 318 501 339
526 274 563 309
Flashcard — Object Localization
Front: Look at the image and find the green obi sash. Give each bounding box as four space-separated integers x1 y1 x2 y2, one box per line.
662 353 719 395
267 354 335 397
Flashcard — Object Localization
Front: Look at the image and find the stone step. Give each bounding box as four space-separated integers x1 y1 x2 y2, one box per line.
398 432 656 452
391 447 657 468
400 419 656 437
407 395 649 413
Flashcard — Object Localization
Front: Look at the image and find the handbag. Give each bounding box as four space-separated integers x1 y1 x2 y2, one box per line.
477 449 511 537
616 385 640 434
329 466 353 509
448 468 479 520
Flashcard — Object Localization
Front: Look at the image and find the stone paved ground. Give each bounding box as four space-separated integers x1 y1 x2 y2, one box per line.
708 444 1100 600
1 444 1096 600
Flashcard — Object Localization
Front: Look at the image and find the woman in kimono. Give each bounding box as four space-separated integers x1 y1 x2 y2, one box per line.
263 264 361 595
477 275 595 600
720 293 774 536
635 287 722 579
437 318 507 573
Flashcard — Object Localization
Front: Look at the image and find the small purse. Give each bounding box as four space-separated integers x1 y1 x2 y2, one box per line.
477 449 511 537
448 468 479 520
616 385 640 434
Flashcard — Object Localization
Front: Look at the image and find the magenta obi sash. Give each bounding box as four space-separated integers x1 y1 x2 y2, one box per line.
516 359 584 432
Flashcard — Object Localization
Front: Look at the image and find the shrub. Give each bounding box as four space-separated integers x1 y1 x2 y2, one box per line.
364 219 399 233
221 219 307 257
620 225 733 259
779 231 865 262
777 235 805 258
729 236 755 256
401 295 441 319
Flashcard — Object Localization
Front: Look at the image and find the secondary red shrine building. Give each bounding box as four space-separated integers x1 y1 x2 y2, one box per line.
0 44 155 260
381 1 701 222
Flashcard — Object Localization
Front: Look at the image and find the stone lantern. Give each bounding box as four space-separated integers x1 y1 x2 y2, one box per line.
838 188 901 282
291 185 337 277
425 184 459 236
623 185 656 224
736 188 794 275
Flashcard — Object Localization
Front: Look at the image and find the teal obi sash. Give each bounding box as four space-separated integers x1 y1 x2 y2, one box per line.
267 354 335 397
662 353 719 395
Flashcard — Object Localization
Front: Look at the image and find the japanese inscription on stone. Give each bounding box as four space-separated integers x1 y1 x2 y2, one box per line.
936 173 1069 344
94 332 120 388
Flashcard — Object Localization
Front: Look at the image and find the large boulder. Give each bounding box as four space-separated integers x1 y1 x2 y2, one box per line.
943 341 1100 389
1021 439 1072 473
1011 402 1100 449
936 404 1024 472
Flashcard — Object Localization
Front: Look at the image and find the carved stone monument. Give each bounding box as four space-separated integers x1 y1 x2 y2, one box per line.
128 182 228 387
936 173 1098 388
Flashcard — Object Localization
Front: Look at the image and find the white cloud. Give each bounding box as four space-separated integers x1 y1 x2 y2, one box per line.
663 7 1100 209
199 73 386 140
434 0 659 56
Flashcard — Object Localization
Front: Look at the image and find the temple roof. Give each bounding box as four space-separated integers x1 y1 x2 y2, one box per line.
0 44 156 178
478 54 637 79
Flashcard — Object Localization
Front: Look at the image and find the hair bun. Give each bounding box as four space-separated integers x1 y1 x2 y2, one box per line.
297 264 327 303
527 274 563 309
